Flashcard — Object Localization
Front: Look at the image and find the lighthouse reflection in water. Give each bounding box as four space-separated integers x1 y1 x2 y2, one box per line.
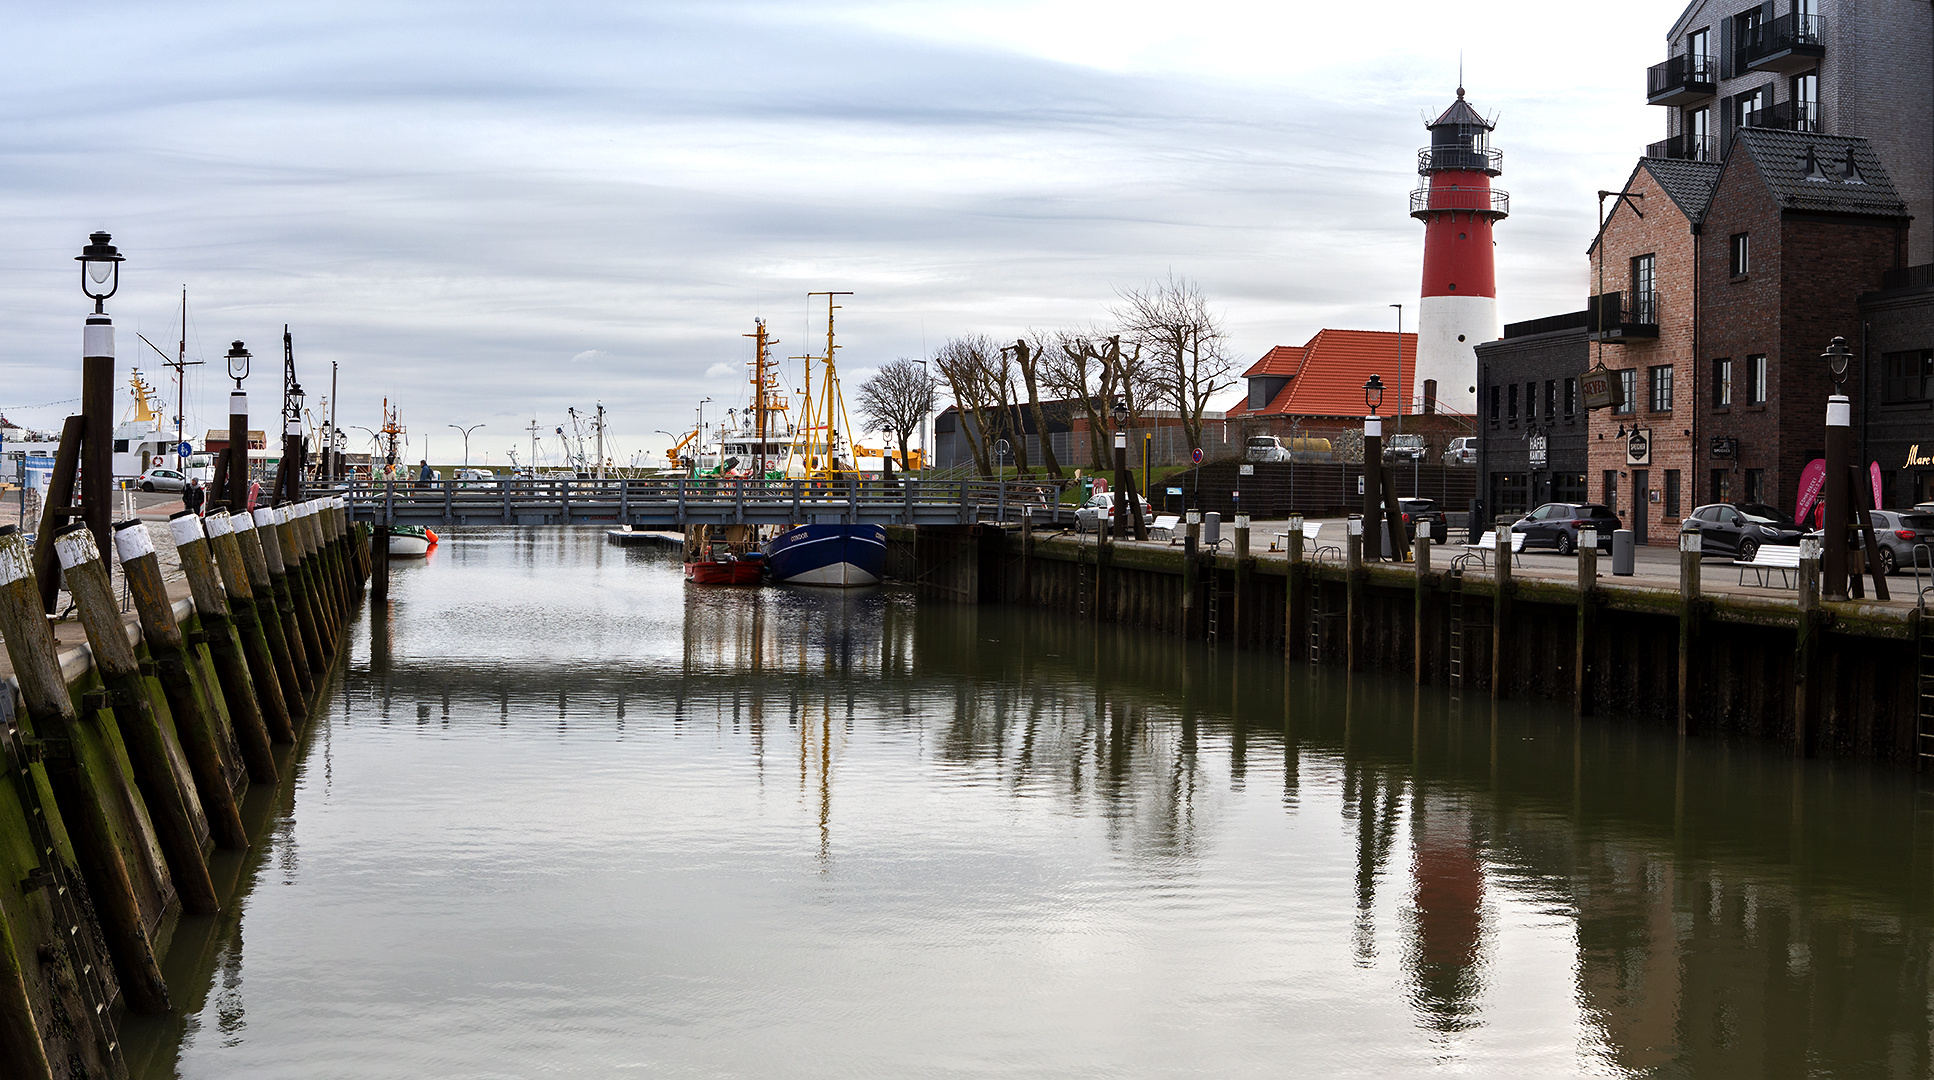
155 527 1934 1079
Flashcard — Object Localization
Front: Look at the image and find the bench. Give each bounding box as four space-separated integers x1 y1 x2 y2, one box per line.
1735 544 1803 588
1273 521 1341 562
1454 529 1524 571
1149 514 1182 541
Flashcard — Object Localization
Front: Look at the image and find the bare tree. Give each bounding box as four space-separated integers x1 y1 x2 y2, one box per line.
1044 330 1154 470
932 334 1005 478
1009 332 1064 478
856 358 936 469
1113 274 1235 453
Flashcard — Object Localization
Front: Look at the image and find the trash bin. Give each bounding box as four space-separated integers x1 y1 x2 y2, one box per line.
1612 529 1636 576
1078 478 1094 502
1204 511 1221 548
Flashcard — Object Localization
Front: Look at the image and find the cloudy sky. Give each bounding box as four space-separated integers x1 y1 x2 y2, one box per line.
2 1 1679 466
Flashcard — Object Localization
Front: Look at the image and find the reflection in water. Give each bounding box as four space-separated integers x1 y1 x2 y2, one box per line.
143 528 1934 1078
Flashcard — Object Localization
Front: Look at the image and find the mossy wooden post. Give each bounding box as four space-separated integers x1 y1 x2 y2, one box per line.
1285 515 1307 663
30 415 85 614
0 528 172 1015
1575 527 1598 717
172 514 278 783
326 499 356 613
301 503 344 648
204 511 298 744
372 521 390 603
53 525 221 916
272 506 329 670
1346 516 1364 672
1413 534 1431 685
1795 537 1822 755
1491 517 1514 700
1021 505 1033 604
1233 514 1251 647
0 886 54 1080
234 514 312 712
1678 529 1702 737
254 506 323 681
1181 513 1201 638
115 521 249 851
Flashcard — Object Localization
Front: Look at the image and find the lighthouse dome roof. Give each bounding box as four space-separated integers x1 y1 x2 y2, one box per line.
1428 88 1493 131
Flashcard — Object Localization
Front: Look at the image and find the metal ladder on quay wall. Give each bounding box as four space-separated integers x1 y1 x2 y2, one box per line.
1445 561 1489 695
1206 565 1221 650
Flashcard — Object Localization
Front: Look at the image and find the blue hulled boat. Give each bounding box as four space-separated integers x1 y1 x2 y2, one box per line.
762 523 885 587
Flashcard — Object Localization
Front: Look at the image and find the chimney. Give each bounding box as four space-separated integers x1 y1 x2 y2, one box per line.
1423 379 1439 414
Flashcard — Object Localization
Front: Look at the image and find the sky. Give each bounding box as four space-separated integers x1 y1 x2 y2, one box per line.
0 1 1683 468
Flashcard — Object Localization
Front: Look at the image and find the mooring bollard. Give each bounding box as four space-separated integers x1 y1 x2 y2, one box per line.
171 513 278 783
233 513 312 711
1678 528 1702 736
1492 517 1514 700
114 520 248 851
0 527 173 1015
1346 516 1364 672
204 512 297 744
1795 536 1823 755
53 524 221 916
1575 527 1598 717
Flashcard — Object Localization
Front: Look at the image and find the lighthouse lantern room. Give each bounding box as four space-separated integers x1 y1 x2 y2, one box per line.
1410 87 1508 416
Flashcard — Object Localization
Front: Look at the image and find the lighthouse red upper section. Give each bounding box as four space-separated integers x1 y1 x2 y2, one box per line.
1413 88 1505 300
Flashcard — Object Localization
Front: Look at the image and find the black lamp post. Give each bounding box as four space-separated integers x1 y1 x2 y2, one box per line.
1112 399 1130 539
280 379 305 504
1821 335 1854 599
1363 374 1385 560
75 232 125 559
225 341 252 514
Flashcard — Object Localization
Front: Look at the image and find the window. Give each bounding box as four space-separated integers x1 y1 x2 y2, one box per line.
1564 377 1578 417
1508 383 1519 422
1649 365 1674 412
1793 73 1819 131
1883 350 1933 403
1734 85 1766 127
1747 355 1767 404
1744 468 1764 504
1664 470 1681 516
1526 381 1537 422
1711 469 1731 504
1730 233 1750 276
1714 358 1733 407
1491 473 1530 516
1614 369 1637 415
1490 385 1501 426
1545 380 1557 420
1631 254 1656 323
1603 470 1620 510
1553 472 1587 504
1732 11 1763 76
1686 104 1712 160
1687 28 1710 69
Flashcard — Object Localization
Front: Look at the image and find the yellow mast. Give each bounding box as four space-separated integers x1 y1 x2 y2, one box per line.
787 291 858 479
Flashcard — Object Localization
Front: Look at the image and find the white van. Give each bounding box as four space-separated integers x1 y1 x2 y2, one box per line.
1443 437 1478 466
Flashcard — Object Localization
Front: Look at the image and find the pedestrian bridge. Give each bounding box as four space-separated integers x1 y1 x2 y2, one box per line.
339 476 1076 529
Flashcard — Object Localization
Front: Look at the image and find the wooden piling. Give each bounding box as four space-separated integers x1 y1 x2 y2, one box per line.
371 521 390 602
1413 535 1430 685
1491 518 1514 700
296 503 342 648
203 512 298 744
171 513 278 784
234 515 312 712
114 521 248 851
1234 516 1251 648
1795 537 1822 756
30 415 85 614
1575 527 1598 717
0 528 172 1015
1285 516 1307 662
1678 529 1702 737
53 525 221 916
1346 518 1364 672
254 507 323 679
270 507 329 670
1182 515 1200 638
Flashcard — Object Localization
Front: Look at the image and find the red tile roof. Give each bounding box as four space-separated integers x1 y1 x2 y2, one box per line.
1227 330 1420 418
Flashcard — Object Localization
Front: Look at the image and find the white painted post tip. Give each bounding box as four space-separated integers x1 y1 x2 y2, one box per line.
1680 530 1702 553
54 529 100 570
1800 537 1823 560
253 508 277 529
113 523 156 563
0 534 32 586
169 514 205 547
204 511 234 537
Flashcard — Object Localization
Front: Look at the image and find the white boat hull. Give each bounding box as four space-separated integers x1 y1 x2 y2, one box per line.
388 534 431 557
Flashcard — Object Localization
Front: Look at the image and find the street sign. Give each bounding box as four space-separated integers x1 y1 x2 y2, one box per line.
1239 464 1254 476
1357 475 1365 495
1528 431 1548 469
1166 486 1181 495
179 441 193 458
1190 447 1203 465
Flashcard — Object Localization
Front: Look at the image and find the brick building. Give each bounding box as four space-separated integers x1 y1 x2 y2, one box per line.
1474 314 1590 516
1860 269 1934 505
1586 158 1720 544
1647 0 1934 263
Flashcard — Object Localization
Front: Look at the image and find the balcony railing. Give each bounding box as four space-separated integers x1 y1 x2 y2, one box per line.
1646 52 1718 105
1586 291 1659 343
1741 12 1825 73
1743 99 1821 133
1881 264 1934 291
1417 145 1503 175
1646 132 1720 161
1408 186 1511 218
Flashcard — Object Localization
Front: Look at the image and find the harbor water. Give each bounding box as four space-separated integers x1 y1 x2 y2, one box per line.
131 526 1934 1078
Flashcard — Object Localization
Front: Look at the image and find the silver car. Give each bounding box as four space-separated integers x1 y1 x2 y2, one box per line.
1864 509 1934 575
138 466 186 492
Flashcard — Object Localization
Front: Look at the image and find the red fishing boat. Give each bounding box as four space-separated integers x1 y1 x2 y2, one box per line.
684 540 763 585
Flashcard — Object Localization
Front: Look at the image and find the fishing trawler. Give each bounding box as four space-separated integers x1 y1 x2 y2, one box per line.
761 293 886 587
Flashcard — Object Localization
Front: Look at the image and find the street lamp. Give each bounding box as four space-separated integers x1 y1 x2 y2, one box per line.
449 423 486 470
74 232 126 564
1364 373 1385 416
1363 374 1386 561
224 341 252 514
76 231 124 314
1821 335 1855 598
1111 399 1131 539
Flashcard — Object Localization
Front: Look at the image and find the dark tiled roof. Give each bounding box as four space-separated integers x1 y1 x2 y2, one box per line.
1639 157 1722 220
1429 90 1492 131
1732 130 1907 218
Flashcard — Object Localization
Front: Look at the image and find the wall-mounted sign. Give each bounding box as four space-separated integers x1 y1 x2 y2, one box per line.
1581 364 1623 411
1625 427 1651 466
1357 475 1365 495
1710 435 1737 459
1166 487 1182 495
1528 431 1548 469
1239 464 1254 476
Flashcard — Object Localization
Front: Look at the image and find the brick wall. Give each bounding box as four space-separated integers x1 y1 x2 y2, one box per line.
1475 328 1589 513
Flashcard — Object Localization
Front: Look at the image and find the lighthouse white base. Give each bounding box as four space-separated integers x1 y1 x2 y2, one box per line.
1413 294 1495 416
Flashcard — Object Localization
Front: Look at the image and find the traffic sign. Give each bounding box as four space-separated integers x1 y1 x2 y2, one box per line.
1190 447 1203 465
178 441 192 458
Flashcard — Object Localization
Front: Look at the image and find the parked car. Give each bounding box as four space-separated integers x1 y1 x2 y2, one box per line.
137 466 185 492
1397 497 1446 541
1442 436 1477 466
1073 491 1154 533
1245 436 1290 463
1383 433 1427 461
456 467 496 488
1863 509 1934 574
1509 502 1621 554
1682 502 1805 559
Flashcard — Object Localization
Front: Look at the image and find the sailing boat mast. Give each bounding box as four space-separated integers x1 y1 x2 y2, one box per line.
166 286 201 471
791 291 853 477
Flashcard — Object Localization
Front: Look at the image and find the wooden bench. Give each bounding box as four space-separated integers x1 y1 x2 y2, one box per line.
1455 529 1524 571
1735 544 1803 588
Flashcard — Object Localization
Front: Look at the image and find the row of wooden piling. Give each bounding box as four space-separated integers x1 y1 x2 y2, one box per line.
0 497 370 1080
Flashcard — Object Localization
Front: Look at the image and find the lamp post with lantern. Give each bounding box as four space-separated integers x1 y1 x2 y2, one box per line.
1363 374 1385 561
1821 335 1854 599
225 341 252 513
76 231 125 558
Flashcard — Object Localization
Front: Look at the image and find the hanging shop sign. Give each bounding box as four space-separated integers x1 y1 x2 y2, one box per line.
1528 431 1548 469
1580 363 1623 411
1625 427 1651 466
1709 435 1737 459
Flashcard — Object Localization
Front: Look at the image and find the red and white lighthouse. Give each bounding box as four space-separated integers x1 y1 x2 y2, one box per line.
1411 87 1508 416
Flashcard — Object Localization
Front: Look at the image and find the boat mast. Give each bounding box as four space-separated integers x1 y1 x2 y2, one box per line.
805 292 852 475
746 319 770 477
166 286 201 471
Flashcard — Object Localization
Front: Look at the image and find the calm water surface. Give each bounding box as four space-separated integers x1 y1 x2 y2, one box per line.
131 527 1934 1078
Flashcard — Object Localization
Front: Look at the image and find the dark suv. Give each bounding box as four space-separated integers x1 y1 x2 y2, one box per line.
1509 502 1621 554
1682 502 1804 559
1397 497 1447 541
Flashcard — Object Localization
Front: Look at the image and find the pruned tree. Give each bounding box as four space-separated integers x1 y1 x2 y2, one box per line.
932 333 1005 478
1113 274 1235 454
1009 332 1064 478
856 358 936 469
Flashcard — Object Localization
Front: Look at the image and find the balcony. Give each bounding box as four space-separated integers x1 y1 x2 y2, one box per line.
1417 145 1503 175
1646 132 1720 162
1743 98 1821 133
1586 291 1658 343
1741 13 1825 74
1646 52 1717 106
1409 185 1511 220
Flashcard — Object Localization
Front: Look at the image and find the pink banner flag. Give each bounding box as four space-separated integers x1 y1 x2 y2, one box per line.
1871 462 1884 509
1795 458 1827 524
